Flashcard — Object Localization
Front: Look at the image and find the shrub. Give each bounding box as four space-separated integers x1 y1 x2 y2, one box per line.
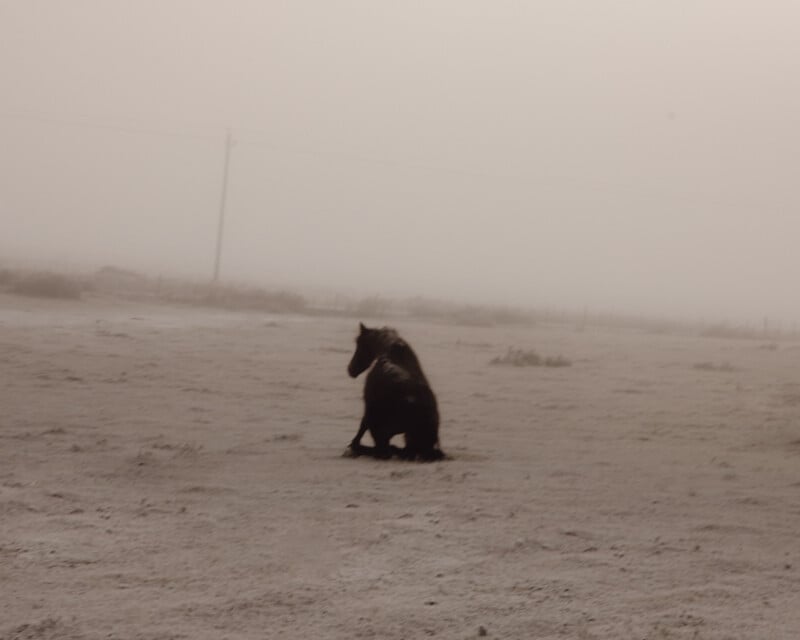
198 285 307 313
700 324 758 340
11 272 82 300
353 296 391 317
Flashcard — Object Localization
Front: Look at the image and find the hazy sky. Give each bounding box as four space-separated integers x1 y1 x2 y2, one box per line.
2 1 799 322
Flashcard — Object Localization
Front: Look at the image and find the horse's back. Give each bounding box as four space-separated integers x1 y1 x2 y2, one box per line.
364 345 438 426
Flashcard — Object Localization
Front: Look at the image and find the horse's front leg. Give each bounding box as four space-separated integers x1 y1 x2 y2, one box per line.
344 416 371 457
351 416 369 447
344 419 397 459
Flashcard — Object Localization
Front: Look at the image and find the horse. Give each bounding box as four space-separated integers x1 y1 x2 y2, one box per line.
345 322 445 461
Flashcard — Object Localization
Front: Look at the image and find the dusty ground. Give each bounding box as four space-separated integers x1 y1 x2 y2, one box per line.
1 293 799 639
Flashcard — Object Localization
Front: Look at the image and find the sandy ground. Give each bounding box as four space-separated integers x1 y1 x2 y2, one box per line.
1 293 799 639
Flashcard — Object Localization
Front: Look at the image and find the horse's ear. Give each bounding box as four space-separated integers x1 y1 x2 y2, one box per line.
359 322 367 334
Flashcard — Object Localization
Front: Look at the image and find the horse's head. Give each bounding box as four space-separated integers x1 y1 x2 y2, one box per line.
347 322 379 378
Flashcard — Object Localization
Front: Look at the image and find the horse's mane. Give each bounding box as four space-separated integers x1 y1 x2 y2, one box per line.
375 328 427 383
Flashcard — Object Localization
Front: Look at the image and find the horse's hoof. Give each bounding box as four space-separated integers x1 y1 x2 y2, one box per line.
342 445 359 458
419 448 446 462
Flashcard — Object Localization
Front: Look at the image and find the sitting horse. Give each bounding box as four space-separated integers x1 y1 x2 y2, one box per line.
345 322 445 461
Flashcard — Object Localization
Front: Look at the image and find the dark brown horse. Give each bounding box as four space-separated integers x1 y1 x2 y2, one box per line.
345 323 444 461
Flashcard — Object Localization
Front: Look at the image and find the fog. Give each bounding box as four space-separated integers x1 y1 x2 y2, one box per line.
2 1 799 323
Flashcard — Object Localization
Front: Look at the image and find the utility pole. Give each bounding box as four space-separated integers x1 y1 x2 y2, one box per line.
213 128 233 283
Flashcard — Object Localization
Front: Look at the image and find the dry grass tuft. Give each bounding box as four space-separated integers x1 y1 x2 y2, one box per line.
693 361 737 372
490 348 572 368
